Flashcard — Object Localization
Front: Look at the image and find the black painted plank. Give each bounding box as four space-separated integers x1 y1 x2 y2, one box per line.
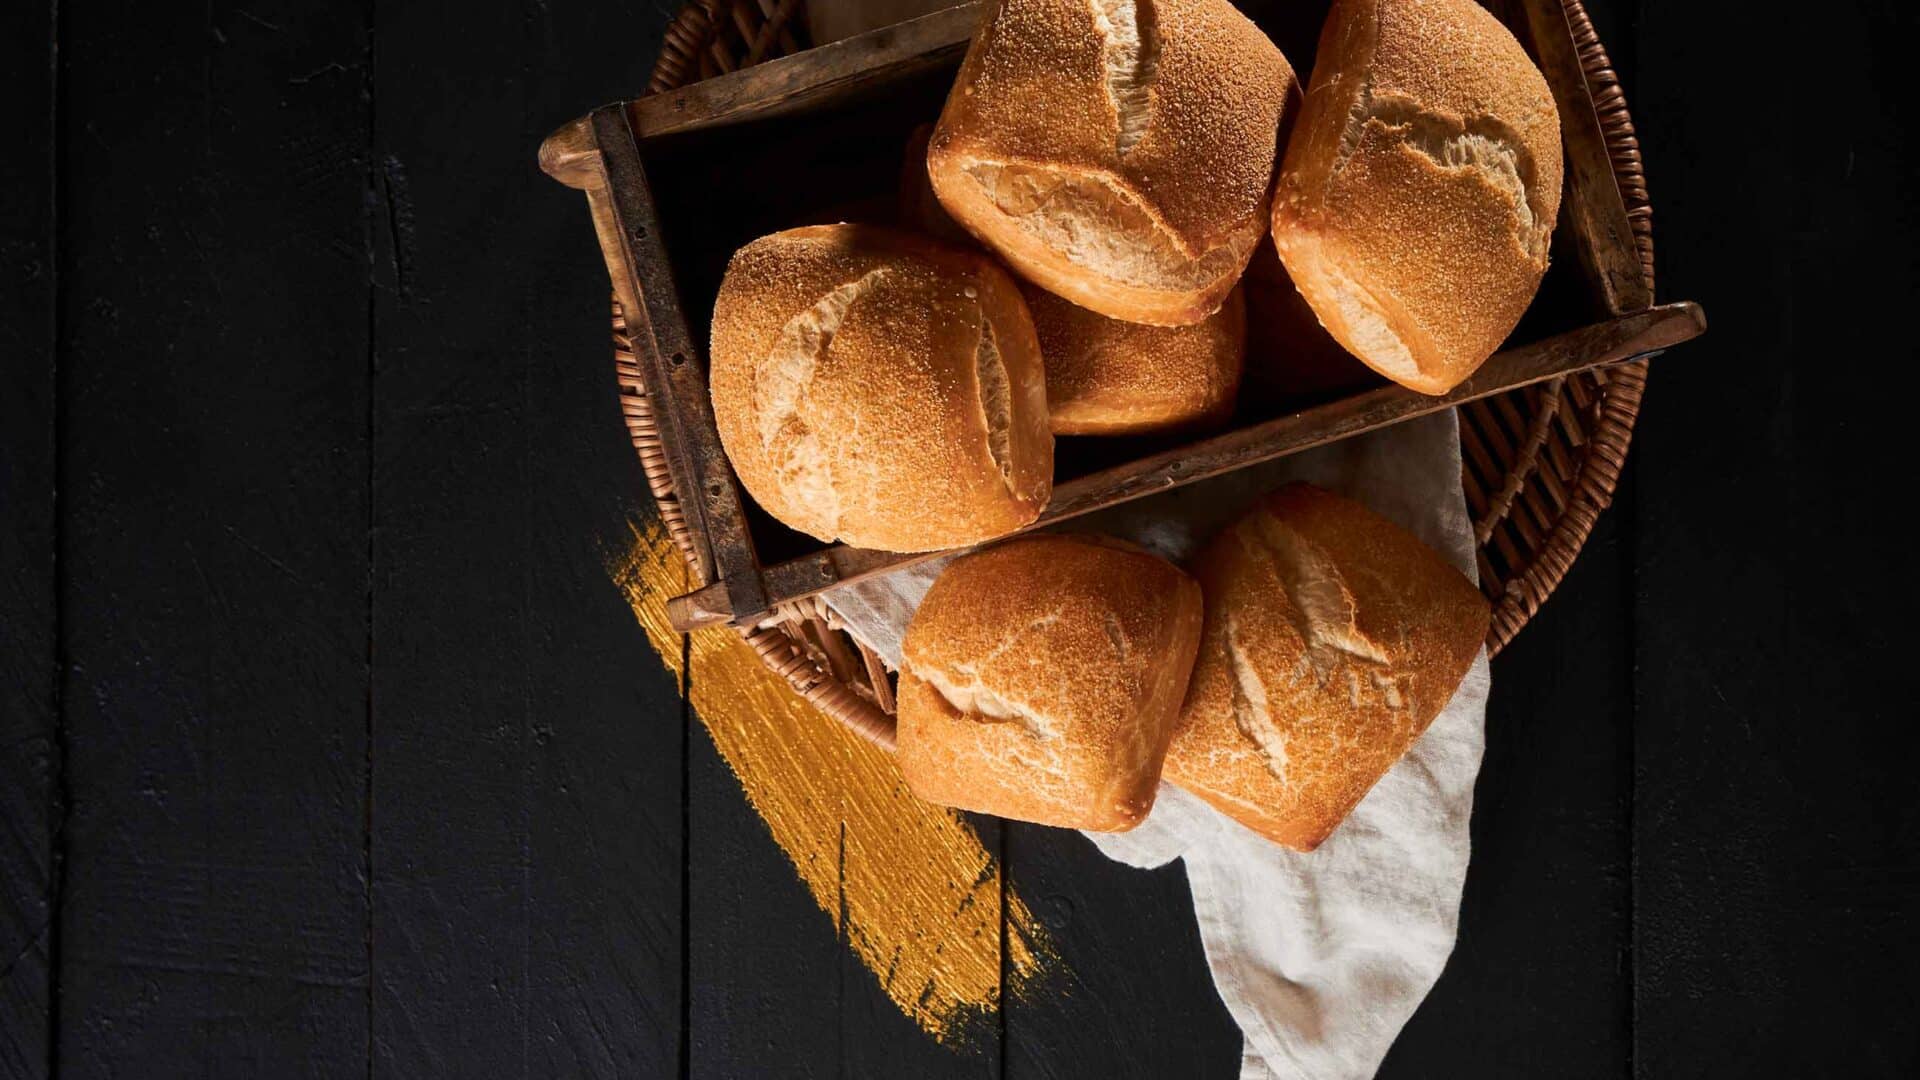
836 894 1002 1080
1387 517 1635 1077
1 2 57 1076
54 1 372 1074
366 1 684 1075
1393 2 1639 1072
686 731 841 1079
834 821 1001 1080
1003 827 1242 1080
1385 8 1641 1071
684 690 1000 1078
1632 2 1920 1074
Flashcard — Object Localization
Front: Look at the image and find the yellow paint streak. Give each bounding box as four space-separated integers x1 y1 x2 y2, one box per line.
608 518 1051 1042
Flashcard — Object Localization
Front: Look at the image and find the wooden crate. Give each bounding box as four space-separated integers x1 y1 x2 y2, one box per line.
540 0 1705 635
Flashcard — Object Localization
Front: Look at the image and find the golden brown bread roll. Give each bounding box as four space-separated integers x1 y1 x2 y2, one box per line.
901 124 1248 435
709 224 1053 552
927 0 1297 327
1270 0 1563 394
1028 284 1245 434
898 534 1204 831
1165 484 1487 850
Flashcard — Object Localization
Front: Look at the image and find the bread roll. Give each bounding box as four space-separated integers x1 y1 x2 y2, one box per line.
1029 284 1245 434
927 0 1296 327
1165 484 1487 850
902 124 1248 434
898 534 1204 831
709 224 1052 552
1270 0 1562 395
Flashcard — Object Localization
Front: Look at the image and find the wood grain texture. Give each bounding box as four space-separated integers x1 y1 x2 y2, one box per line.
1517 0 1653 315
592 108 766 614
54 1 372 1073
0 3 57 1076
365 1 683 1076
1631 1 1920 1074
626 2 980 141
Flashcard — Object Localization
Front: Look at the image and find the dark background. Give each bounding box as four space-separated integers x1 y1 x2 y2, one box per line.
3 0 1917 1076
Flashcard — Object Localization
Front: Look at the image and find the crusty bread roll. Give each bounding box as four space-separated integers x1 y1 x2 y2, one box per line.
1165 484 1487 850
898 534 1204 831
927 0 1296 327
1028 284 1245 434
901 124 1248 434
1270 0 1563 395
709 224 1053 552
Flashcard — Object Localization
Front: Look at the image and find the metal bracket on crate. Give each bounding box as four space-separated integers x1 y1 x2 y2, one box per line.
589 105 771 624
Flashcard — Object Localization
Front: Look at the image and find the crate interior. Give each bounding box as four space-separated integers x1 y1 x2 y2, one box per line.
636 0 1609 569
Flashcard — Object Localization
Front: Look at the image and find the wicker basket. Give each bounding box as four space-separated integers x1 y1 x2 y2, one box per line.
616 0 1658 747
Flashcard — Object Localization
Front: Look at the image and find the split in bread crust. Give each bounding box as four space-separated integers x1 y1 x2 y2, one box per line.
901 123 1246 434
928 0 1296 326
1165 484 1488 850
709 224 1053 553
1270 0 1563 394
898 534 1204 831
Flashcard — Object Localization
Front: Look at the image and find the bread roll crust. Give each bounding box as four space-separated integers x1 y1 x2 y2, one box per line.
709 224 1053 553
1271 0 1562 394
898 534 1204 831
1029 283 1245 434
928 0 1296 326
901 124 1247 434
1165 484 1487 850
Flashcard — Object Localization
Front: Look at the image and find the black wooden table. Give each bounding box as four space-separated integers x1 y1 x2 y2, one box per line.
3 1 1917 1076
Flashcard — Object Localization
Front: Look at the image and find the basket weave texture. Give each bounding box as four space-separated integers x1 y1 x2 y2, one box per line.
617 0 1658 747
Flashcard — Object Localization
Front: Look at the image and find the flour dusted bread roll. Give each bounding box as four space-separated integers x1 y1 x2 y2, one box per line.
709 224 1052 552
898 535 1203 831
1271 0 1562 394
927 0 1296 326
1165 484 1487 850
903 125 1247 433
1029 284 1245 434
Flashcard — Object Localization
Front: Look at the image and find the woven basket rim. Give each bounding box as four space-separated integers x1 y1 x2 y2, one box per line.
622 0 1657 747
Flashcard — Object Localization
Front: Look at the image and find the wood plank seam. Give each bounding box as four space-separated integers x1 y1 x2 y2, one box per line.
48 0 68 1071
363 16 379 1074
678 630 693 1080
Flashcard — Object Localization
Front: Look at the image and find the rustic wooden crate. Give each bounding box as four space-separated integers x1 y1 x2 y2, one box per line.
540 0 1705 639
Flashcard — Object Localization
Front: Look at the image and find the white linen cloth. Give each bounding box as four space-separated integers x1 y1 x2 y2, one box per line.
823 410 1489 1079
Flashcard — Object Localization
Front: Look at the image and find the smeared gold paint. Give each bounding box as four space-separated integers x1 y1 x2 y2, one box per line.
608 518 1053 1042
